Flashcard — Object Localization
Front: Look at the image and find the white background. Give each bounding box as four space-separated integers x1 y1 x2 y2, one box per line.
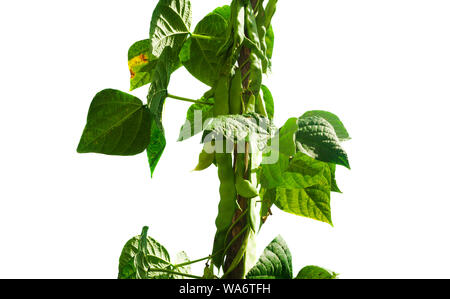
1 0 449 279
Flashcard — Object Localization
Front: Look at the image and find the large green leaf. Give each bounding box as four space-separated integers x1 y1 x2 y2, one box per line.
178 96 214 142
296 116 350 169
300 110 351 142
180 6 229 86
77 89 151 156
128 39 157 91
202 114 277 152
118 227 172 279
246 235 292 279
149 0 192 58
296 266 338 279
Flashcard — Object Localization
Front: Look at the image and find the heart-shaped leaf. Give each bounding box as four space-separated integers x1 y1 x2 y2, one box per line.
77 89 151 156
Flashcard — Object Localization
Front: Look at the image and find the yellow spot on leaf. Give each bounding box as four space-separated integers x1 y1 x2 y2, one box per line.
128 53 150 80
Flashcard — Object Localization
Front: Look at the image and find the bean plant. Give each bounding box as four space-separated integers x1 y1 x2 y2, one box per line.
77 0 350 280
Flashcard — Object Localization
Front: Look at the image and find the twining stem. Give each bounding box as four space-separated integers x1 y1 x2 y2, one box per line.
223 0 260 280
167 94 213 106
148 268 203 279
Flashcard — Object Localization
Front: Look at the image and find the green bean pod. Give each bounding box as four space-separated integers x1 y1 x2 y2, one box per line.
229 69 243 115
264 0 278 29
236 177 258 198
255 91 268 117
194 143 215 171
234 0 246 48
245 94 256 114
255 3 268 72
244 4 263 96
212 153 237 267
245 3 260 48
213 75 230 116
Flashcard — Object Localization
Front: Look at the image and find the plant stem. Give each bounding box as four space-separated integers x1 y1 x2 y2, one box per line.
173 256 211 269
167 94 213 106
148 268 203 279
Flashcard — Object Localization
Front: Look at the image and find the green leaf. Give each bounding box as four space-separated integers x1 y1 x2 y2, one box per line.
261 151 331 191
178 96 214 142
146 47 179 175
296 116 350 169
276 183 333 226
128 39 182 91
261 152 333 225
261 85 274 120
202 114 277 152
180 7 229 86
329 163 342 193
246 235 293 279
212 5 231 20
260 152 290 190
128 40 157 91
277 118 299 157
300 110 351 141
149 0 192 58
147 120 166 177
296 266 338 279
77 89 151 156
147 47 178 119
118 226 172 279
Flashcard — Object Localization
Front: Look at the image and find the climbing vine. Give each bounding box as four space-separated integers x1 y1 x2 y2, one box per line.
77 0 350 280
